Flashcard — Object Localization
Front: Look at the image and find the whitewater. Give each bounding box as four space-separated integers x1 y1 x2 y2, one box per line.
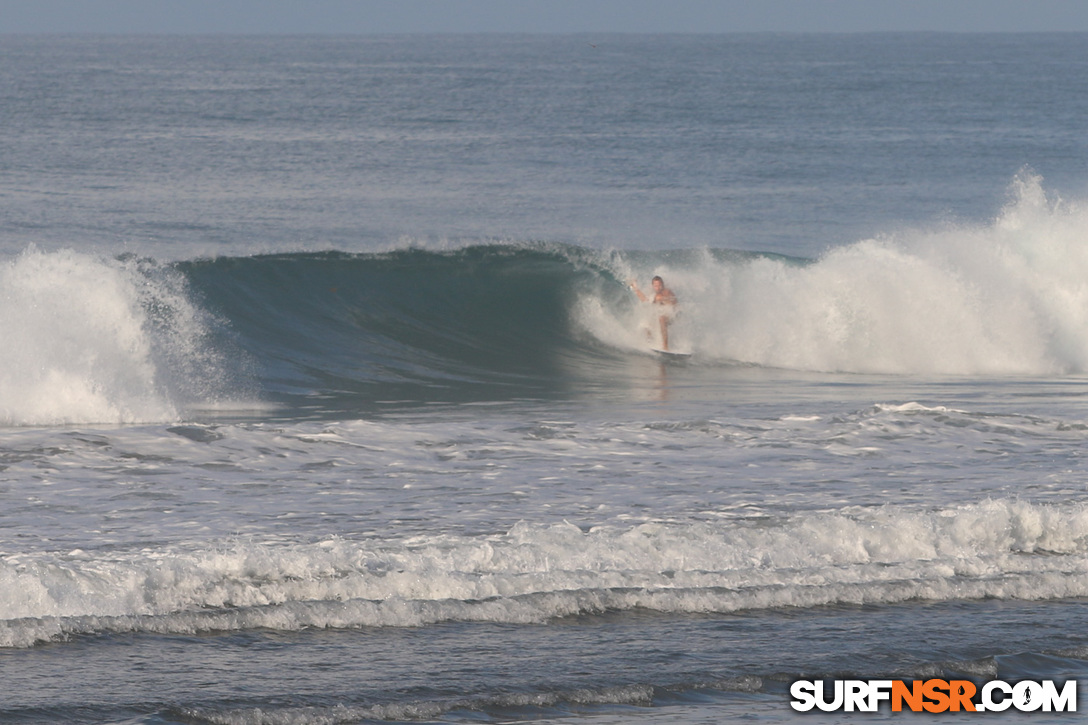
3 32 1088 724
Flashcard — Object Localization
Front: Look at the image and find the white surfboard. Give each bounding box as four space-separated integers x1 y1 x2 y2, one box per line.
652 348 692 360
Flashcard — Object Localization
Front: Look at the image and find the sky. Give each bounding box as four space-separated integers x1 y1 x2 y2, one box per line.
3 0 1088 35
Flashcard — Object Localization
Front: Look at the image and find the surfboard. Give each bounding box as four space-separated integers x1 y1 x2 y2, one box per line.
652 348 692 360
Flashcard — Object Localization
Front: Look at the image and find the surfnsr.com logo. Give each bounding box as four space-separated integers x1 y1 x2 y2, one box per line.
790 679 1077 713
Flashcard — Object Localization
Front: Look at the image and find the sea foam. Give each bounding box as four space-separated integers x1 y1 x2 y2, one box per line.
592 173 1088 375
3 498 1086 647
0 248 231 426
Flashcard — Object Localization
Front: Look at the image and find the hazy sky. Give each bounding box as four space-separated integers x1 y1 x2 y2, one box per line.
3 0 1088 34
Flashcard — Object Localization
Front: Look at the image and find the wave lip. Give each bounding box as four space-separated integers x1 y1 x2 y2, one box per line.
3 498 1086 647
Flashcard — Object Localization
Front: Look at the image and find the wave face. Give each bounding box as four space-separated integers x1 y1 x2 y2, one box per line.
180 244 624 414
6 174 1088 425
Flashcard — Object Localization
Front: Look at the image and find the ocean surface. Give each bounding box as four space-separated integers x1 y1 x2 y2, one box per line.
3 33 1088 723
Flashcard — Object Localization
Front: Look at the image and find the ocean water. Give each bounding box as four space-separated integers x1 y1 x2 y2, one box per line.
3 33 1088 724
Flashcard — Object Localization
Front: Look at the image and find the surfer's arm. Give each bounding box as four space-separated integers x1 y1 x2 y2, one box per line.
628 280 649 302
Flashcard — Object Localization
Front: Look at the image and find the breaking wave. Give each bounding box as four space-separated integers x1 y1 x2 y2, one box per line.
3 498 1087 647
5 172 1088 425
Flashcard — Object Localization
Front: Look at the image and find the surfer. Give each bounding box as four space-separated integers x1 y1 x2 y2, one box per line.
629 275 678 351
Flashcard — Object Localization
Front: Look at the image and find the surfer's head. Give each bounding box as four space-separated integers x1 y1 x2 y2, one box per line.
651 276 664 292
